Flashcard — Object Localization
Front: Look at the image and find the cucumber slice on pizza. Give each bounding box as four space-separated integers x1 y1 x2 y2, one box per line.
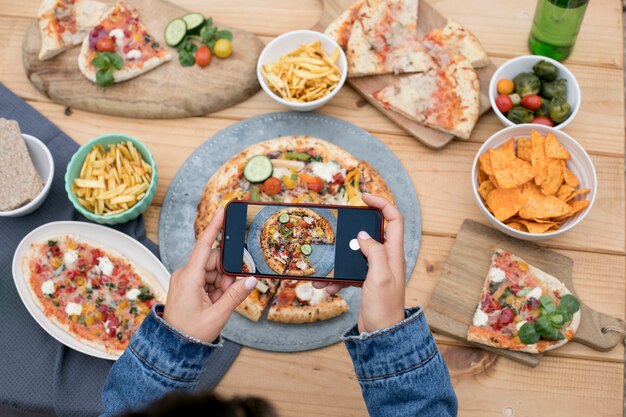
78 1 172 86
467 249 581 354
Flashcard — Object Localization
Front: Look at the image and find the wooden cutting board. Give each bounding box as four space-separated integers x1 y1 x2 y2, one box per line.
424 220 625 367
22 0 264 119
315 0 496 149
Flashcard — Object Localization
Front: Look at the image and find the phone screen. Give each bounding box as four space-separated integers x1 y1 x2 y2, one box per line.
221 201 383 282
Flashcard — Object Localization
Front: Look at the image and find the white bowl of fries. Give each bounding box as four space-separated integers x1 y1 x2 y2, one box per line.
257 30 347 111
65 134 157 225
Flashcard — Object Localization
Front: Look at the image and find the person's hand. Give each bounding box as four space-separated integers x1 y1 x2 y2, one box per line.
314 193 406 333
163 207 258 342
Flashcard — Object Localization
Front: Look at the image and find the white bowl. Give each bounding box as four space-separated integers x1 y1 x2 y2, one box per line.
0 134 54 217
257 30 348 112
489 55 581 130
472 124 596 241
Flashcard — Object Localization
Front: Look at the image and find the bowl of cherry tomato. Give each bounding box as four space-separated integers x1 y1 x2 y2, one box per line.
489 55 580 130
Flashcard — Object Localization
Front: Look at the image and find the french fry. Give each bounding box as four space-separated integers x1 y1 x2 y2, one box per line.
73 142 152 216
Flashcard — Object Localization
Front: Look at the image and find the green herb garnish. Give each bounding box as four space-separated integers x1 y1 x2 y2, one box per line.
92 52 124 87
518 294 580 344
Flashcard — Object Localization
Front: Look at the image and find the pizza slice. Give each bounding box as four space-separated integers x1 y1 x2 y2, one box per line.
346 0 435 77
236 278 280 321
262 243 292 275
323 0 363 49
78 1 171 86
285 249 315 276
421 19 490 69
371 52 479 139
467 249 581 354
37 0 108 60
267 280 349 323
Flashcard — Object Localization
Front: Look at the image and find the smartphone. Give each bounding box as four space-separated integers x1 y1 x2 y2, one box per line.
220 201 384 285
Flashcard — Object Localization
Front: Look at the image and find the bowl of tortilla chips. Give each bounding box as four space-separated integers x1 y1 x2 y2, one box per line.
472 124 596 241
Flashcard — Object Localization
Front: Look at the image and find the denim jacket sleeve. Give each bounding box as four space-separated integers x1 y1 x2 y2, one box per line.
100 305 219 417
342 307 458 417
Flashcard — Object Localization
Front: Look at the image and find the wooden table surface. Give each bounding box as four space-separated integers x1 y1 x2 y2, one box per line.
1 0 624 415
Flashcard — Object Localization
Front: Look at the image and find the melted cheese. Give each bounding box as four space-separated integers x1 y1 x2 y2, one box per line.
526 287 542 300
41 280 55 296
63 250 78 268
65 302 82 316
98 257 114 276
295 282 313 301
309 287 328 306
125 288 141 301
125 49 141 60
109 29 125 49
472 306 488 327
310 161 344 183
489 267 506 283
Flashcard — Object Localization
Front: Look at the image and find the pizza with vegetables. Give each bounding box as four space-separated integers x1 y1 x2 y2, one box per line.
467 249 581 354
37 0 107 61
22 235 166 356
235 278 279 322
194 136 393 239
260 207 335 276
78 1 171 86
267 280 349 323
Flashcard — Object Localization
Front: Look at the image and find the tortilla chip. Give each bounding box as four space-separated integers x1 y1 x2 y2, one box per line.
531 130 548 185
489 139 516 170
493 158 535 189
518 220 557 233
486 188 527 222
520 181 542 199
519 194 571 219
563 166 580 187
545 132 571 159
553 199 590 221
565 188 590 202
506 221 527 232
556 184 575 201
478 169 489 184
478 180 496 200
541 160 564 196
517 137 532 162
489 175 500 188
479 153 494 176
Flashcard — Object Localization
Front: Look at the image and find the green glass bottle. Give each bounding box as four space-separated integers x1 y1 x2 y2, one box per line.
528 0 589 61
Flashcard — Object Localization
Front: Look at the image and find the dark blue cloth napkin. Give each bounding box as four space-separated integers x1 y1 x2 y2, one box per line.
0 84 240 417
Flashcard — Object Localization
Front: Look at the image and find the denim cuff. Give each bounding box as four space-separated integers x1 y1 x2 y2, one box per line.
342 307 438 381
128 304 221 383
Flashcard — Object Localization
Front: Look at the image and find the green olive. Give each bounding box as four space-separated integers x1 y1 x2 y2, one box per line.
513 72 541 97
548 96 572 124
532 60 559 81
506 106 534 124
541 79 567 100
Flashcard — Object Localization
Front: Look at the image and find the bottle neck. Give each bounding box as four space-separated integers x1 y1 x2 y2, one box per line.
547 0 589 8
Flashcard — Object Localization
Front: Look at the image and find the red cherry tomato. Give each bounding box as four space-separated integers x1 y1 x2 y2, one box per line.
531 116 555 127
306 176 324 192
195 45 212 67
521 94 542 111
95 37 115 53
495 94 513 113
499 307 515 325
262 177 282 195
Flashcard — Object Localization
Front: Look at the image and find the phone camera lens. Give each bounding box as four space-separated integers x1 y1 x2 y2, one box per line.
225 235 230 240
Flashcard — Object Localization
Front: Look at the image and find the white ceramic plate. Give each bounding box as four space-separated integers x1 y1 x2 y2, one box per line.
12 221 170 360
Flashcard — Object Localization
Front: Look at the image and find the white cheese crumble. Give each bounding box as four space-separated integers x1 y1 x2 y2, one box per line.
65 302 82 316
489 267 506 283
41 280 55 296
516 320 527 332
63 250 78 268
309 161 344 183
125 288 141 301
255 280 269 294
98 256 114 276
295 282 313 301
125 49 141 60
271 167 290 179
309 287 327 306
526 287 542 300
472 306 489 327
296 260 308 270
109 29 125 49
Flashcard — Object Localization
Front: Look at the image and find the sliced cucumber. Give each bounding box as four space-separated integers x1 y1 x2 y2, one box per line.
164 18 187 46
301 244 312 256
181 13 205 32
243 155 273 183
279 213 290 224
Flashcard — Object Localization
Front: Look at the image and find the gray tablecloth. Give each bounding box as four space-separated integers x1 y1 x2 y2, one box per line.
0 84 241 417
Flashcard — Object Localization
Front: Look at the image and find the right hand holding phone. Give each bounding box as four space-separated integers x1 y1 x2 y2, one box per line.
316 193 406 334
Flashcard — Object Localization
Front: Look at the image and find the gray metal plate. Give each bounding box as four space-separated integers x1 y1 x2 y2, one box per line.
158 112 421 352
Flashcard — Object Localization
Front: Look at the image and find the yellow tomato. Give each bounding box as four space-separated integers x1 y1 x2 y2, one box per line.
282 174 298 189
497 79 514 95
51 258 62 268
76 276 85 286
95 311 104 321
214 39 233 59
84 315 95 326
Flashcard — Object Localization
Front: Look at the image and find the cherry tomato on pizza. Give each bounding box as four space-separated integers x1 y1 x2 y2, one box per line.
262 177 282 195
95 37 116 53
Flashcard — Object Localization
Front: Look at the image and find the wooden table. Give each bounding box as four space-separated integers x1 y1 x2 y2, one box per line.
1 0 624 415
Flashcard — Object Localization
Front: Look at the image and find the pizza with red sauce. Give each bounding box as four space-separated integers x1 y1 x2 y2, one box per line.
22 235 166 356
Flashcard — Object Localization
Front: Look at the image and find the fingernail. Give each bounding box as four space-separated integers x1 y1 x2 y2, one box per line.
244 276 258 290
358 231 371 240
215 206 223 213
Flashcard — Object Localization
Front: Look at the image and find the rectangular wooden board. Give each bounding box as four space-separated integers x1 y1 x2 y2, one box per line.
317 0 497 149
424 219 578 367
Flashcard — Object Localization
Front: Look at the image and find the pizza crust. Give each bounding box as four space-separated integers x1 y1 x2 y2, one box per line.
267 296 349 323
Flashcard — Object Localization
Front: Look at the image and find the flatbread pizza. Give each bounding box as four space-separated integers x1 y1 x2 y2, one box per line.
22 235 166 356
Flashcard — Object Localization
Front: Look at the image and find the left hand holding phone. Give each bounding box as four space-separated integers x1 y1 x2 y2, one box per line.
163 207 258 343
